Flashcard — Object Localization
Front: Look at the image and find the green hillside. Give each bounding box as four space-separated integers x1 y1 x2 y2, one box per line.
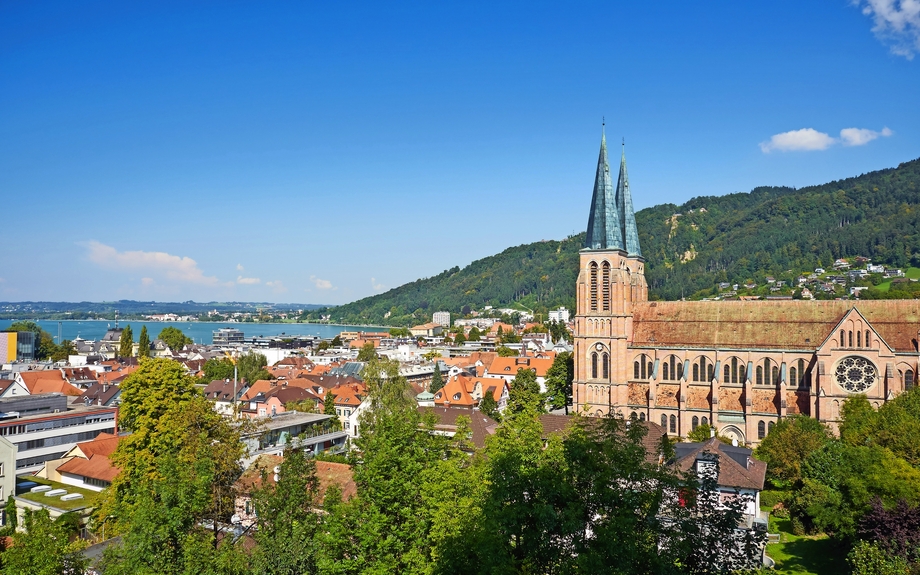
305 157 920 326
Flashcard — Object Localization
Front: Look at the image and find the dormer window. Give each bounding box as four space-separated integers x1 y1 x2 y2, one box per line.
453 393 462 401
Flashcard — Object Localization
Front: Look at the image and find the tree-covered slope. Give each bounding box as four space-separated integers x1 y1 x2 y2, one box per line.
308 157 920 325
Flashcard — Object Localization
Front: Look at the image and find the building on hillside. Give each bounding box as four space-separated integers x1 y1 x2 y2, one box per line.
548 307 570 323
572 131 920 446
433 311 451 328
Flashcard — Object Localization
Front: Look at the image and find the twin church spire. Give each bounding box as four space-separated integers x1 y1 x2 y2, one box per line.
584 127 642 257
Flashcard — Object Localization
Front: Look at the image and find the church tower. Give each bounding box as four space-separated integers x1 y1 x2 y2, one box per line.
573 130 647 416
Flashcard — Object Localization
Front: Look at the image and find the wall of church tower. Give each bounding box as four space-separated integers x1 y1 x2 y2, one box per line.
573 250 647 416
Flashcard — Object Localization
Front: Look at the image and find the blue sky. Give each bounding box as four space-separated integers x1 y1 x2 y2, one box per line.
1 1 918 305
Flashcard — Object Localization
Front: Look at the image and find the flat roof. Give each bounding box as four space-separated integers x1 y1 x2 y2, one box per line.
244 411 334 433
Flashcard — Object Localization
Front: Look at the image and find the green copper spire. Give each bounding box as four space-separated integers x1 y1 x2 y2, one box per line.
616 141 642 257
584 128 624 250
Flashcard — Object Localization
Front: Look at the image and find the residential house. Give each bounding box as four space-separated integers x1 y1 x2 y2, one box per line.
485 356 554 392
203 379 249 416
410 323 444 337
14 370 83 396
418 406 498 450
38 432 122 492
0 379 29 399
72 382 122 407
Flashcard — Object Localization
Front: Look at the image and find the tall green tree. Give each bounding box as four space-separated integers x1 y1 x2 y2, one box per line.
324 389 337 417
429 362 444 393
237 351 271 384
202 357 236 382
544 351 573 412
157 326 193 351
356 342 377 362
119 324 134 358
251 448 322 575
507 367 544 414
755 414 833 487
137 325 151 358
3 508 88 575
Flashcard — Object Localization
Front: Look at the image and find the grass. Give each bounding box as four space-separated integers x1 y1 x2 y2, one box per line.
16 476 100 512
766 517 847 575
874 266 920 292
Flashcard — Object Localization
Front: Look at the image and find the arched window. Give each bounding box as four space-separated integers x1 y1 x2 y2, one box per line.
857 331 861 348
758 420 766 439
701 416 708 426
589 262 598 311
639 412 646 421
602 261 611 311
768 421 775 434
591 353 598 379
630 411 638 421
723 364 731 382
602 353 610 380
905 370 915 391
669 414 677 433
634 361 640 380
772 366 779 385
677 361 684 381
693 364 700 382
661 414 668 429
634 354 652 380
723 357 741 384
663 363 670 381
790 367 797 387
692 416 699 431
756 366 763 385
849 331 853 348
866 330 871 348
707 364 714 381
840 330 846 347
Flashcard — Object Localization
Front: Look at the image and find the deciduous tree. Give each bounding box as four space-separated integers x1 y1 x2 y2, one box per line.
157 326 193 352
3 508 88 575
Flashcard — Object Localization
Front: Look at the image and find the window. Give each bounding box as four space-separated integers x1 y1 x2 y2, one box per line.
840 330 846 347
661 414 667 428
639 412 646 421
772 366 779 385
634 361 640 379
693 364 699 382
758 420 766 439
756 366 763 385
630 412 638 421
634 354 652 380
602 353 609 380
857 331 861 348
602 261 611 311
591 353 598 379
866 330 871 348
768 421 775 434
589 262 598 311
849 331 854 348
723 364 731 383
663 363 670 381
790 367 797 387
692 416 699 431
669 415 677 433
701 416 708 426
905 370 915 391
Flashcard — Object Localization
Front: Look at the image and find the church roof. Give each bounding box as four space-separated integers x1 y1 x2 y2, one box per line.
631 300 920 352
584 130 641 257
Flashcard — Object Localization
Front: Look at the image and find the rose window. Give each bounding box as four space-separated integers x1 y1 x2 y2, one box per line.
834 356 876 393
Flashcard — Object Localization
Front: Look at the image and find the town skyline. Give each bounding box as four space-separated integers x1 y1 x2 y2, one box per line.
2 1 918 304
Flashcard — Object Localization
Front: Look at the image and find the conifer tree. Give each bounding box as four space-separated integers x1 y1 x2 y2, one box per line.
118 325 133 358
429 362 444 393
137 326 150 358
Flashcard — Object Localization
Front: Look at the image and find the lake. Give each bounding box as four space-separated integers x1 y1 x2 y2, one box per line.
0 320 388 345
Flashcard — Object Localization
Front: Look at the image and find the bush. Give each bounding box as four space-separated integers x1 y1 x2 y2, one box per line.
848 540 909 575
759 489 790 510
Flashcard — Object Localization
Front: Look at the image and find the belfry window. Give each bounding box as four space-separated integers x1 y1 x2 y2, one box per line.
591 353 598 379
602 261 611 312
589 262 598 311
602 353 610 380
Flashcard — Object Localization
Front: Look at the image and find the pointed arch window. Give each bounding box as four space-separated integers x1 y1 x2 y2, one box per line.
840 330 846 347
768 421 775 434
589 262 598 312
692 416 699 431
661 414 667 429
707 364 714 381
669 414 677 433
634 361 640 380
693 364 700 382
701 416 708 426
857 331 862 348
602 353 610 380
591 353 598 379
756 366 763 386
906 370 915 391
849 331 854 347
790 367 797 387
639 412 646 421
758 420 766 439
602 261 611 311
724 364 731 383
865 330 871 348
772 366 779 385
663 363 670 381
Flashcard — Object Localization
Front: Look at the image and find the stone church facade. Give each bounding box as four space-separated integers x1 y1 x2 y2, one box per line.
572 132 920 446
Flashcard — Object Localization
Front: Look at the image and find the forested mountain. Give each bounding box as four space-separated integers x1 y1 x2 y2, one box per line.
307 157 920 326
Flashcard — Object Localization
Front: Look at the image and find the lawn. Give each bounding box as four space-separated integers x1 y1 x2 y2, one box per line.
16 476 100 512
766 517 847 575
875 266 920 292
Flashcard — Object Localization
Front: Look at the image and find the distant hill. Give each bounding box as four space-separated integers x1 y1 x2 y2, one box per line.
0 300 325 320
305 157 920 326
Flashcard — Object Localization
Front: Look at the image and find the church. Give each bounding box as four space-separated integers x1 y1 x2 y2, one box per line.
572 131 920 446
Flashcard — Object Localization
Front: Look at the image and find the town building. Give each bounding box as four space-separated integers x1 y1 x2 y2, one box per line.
548 307 570 323
0 331 37 363
212 328 245 346
572 132 920 445
432 311 451 328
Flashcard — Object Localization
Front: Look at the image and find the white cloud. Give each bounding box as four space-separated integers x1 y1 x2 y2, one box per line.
266 280 288 293
760 128 837 153
371 277 386 291
237 263 245 271
310 275 334 290
840 126 893 146
141 277 155 286
855 0 920 59
761 126 893 152
236 275 261 285
85 241 226 285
